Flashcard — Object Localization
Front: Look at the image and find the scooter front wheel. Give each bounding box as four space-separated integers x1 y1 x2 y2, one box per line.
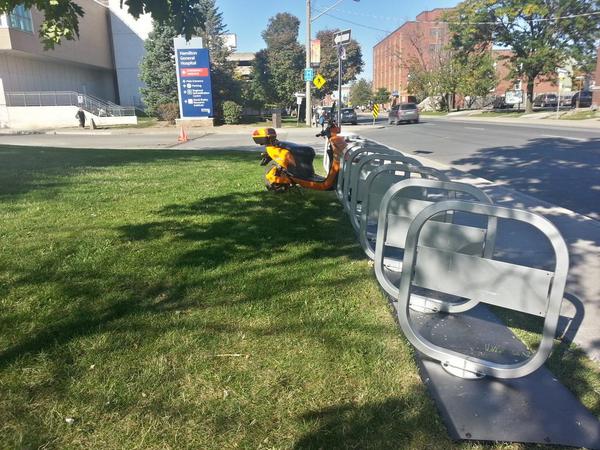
264 161 292 193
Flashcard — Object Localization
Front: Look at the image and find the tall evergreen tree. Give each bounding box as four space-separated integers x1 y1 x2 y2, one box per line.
253 13 305 108
196 0 240 118
139 21 178 117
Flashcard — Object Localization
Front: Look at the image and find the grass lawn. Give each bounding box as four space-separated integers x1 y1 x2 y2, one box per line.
0 147 447 449
478 111 526 118
1 146 599 449
558 110 599 120
419 111 448 116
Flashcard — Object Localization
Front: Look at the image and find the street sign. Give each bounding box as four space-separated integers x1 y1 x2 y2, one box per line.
313 74 326 89
174 37 213 119
294 92 305 105
373 104 380 118
333 29 352 46
339 46 347 61
505 90 523 105
304 68 315 82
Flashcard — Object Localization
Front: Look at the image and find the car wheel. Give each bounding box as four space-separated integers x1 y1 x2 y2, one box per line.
388 120 393 125
413 119 419 124
352 121 357 125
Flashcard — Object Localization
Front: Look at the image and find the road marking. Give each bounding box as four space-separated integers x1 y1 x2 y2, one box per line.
541 134 588 142
464 126 485 131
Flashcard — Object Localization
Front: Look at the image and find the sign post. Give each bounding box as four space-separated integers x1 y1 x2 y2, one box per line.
372 104 379 125
556 68 568 119
333 29 351 127
174 37 214 124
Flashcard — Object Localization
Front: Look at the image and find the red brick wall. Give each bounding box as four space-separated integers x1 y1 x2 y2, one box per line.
373 8 451 102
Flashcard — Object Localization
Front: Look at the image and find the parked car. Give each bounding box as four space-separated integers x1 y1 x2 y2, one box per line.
388 103 419 125
533 94 558 108
571 91 593 108
492 96 511 109
340 107 358 125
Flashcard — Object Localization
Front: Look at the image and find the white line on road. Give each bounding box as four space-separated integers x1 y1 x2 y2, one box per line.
541 134 588 142
464 126 485 131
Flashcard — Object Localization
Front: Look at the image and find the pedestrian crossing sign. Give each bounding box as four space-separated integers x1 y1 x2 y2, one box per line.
313 74 326 89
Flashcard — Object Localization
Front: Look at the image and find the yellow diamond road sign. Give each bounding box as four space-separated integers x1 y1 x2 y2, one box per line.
313 74 326 89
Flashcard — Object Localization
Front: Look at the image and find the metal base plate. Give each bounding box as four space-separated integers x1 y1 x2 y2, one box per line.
396 303 600 448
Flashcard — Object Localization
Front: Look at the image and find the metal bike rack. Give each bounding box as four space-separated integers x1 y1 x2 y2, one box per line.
343 152 423 216
348 159 447 232
336 141 420 206
360 174 468 259
372 179 496 313
395 200 568 379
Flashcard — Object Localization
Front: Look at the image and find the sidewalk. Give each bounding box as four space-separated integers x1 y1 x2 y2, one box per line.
437 112 600 130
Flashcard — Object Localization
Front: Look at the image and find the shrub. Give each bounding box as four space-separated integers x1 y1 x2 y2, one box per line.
155 103 179 124
223 101 243 124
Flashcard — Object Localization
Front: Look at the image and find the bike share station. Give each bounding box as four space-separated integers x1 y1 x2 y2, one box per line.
252 28 600 448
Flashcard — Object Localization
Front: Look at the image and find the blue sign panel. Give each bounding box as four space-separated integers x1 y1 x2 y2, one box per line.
304 68 315 82
175 47 213 118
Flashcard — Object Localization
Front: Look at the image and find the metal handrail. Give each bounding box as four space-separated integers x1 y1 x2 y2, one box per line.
4 91 135 117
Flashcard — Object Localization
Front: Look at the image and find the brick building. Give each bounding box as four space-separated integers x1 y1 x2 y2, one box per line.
373 8 450 102
373 8 592 105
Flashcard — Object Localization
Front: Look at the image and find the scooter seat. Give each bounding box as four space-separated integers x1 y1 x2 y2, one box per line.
279 142 316 160
279 141 316 179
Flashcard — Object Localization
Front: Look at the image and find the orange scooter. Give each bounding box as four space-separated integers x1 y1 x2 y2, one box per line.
252 105 347 192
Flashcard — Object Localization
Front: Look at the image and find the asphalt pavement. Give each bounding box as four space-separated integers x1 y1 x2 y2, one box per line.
361 116 600 220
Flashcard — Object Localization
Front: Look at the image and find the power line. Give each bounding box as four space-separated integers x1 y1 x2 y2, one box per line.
320 12 393 34
326 7 600 26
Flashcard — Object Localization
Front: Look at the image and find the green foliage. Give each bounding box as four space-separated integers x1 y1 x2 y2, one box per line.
0 0 204 49
447 0 600 112
222 100 242 124
458 52 497 107
139 21 178 118
252 13 305 108
196 0 240 119
373 87 391 105
155 102 180 124
313 29 364 100
349 79 372 106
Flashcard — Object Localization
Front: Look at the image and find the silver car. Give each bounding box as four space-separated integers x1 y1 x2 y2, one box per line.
388 103 419 124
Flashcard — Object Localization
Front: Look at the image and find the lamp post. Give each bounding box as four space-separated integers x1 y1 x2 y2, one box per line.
305 0 359 126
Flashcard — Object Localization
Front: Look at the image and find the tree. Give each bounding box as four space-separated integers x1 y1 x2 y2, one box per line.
457 52 497 108
349 79 372 106
196 0 240 119
447 0 600 113
0 0 205 49
139 21 178 117
253 13 305 108
373 87 391 105
313 29 364 99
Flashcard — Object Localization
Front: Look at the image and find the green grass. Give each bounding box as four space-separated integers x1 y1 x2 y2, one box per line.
0 147 448 449
478 111 526 118
419 111 448 116
558 110 599 120
1 146 599 449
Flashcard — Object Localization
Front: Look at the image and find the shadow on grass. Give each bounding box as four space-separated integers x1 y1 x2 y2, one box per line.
294 395 447 449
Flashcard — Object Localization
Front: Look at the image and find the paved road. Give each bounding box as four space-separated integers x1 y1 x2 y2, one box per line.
361 117 600 220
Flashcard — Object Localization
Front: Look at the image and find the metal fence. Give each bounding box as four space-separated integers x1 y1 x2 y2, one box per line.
5 91 136 117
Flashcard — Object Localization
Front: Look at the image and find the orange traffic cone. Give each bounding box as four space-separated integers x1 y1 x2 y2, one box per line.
177 126 189 143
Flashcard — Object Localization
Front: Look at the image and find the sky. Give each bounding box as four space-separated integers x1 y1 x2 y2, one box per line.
218 0 459 81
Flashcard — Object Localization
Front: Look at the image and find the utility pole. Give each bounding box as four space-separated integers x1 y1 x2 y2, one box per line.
305 0 312 126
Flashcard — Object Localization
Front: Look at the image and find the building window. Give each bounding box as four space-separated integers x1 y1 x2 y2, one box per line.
430 28 440 38
8 5 33 33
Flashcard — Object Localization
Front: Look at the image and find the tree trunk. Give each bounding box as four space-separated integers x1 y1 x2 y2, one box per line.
525 77 535 114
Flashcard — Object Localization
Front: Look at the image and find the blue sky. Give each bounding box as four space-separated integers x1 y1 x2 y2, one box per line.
218 0 459 80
